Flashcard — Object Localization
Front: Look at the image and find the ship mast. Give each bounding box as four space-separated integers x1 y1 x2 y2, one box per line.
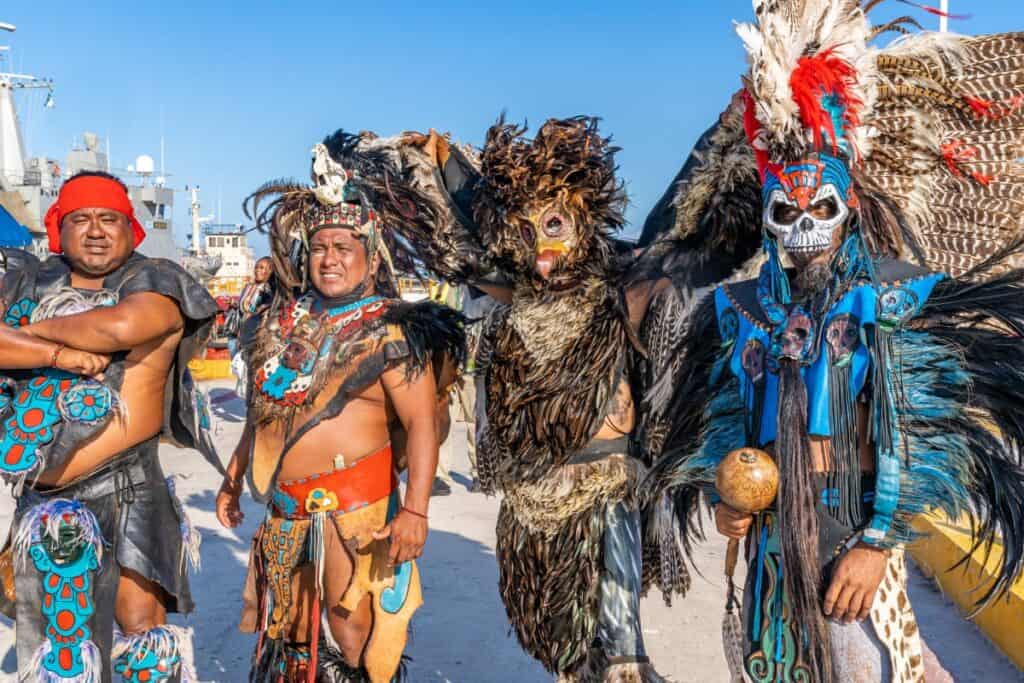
188 185 213 254
0 23 54 188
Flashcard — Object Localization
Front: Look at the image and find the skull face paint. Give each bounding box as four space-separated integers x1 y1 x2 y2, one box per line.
762 152 856 259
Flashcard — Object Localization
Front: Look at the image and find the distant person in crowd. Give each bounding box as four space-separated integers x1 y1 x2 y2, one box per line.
228 256 274 397
453 283 497 493
0 170 221 681
238 257 274 328
428 281 458 496
216 133 463 682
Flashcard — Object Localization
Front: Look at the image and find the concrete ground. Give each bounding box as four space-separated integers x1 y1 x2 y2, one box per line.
0 381 1021 681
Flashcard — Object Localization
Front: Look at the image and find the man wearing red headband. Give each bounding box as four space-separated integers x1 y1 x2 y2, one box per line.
0 170 221 682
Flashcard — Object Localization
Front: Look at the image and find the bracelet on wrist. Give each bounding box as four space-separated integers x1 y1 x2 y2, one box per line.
401 506 428 520
50 344 66 368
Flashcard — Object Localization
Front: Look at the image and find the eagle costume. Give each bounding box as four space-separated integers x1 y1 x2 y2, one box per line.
375 116 743 682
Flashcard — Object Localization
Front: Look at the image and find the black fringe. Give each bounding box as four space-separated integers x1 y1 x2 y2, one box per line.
776 360 833 683
909 269 1024 605
249 637 285 683
826 362 862 527
316 641 411 683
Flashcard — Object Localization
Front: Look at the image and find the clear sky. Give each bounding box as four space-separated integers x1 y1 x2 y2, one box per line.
4 1 1021 255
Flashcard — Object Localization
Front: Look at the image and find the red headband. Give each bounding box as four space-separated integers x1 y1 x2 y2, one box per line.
43 176 146 254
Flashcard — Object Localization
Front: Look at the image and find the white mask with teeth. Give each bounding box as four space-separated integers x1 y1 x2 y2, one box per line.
761 152 854 259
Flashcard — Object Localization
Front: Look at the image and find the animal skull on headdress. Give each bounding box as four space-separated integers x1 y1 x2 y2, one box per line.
311 143 350 207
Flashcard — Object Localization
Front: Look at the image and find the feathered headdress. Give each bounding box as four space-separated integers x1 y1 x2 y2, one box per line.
647 0 1024 277
473 115 627 283
244 130 447 299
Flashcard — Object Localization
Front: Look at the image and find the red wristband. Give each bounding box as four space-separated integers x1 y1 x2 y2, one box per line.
401 506 428 520
50 344 65 368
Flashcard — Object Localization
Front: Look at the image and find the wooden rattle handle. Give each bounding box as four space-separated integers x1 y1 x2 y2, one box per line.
725 537 739 579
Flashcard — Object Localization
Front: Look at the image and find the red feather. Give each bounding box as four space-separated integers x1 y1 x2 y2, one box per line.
789 50 863 157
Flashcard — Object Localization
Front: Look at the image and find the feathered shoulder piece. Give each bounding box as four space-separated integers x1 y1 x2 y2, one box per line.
644 0 1024 277
380 299 467 381
244 129 448 298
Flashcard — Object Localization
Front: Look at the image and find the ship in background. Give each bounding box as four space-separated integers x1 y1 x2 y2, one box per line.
0 21 212 272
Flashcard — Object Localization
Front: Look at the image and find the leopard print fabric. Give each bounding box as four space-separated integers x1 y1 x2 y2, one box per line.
869 549 925 683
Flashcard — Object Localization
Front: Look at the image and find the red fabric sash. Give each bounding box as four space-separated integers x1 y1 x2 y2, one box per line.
274 444 396 519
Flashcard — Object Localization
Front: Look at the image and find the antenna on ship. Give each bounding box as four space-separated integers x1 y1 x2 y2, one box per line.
187 185 214 255
0 22 55 187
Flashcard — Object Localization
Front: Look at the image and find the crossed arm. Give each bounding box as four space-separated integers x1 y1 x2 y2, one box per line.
23 291 184 353
0 291 184 375
0 321 73 371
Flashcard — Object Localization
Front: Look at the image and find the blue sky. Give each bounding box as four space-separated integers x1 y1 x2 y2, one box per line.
5 1 1020 255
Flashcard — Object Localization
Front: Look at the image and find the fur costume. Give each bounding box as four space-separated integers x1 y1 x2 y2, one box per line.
374 116 732 682
239 131 465 683
0 253 219 682
643 2 1024 682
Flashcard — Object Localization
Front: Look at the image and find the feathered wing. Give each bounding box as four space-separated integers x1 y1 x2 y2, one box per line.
639 293 743 567
244 178 311 293
893 250 1024 607
634 285 711 603
628 95 764 293
364 132 493 284
629 97 764 602
863 30 1024 276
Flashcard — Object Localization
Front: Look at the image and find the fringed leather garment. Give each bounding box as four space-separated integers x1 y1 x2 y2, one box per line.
0 252 219 682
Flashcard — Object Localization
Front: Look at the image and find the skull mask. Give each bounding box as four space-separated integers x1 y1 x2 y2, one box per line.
762 152 856 259
825 314 860 367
